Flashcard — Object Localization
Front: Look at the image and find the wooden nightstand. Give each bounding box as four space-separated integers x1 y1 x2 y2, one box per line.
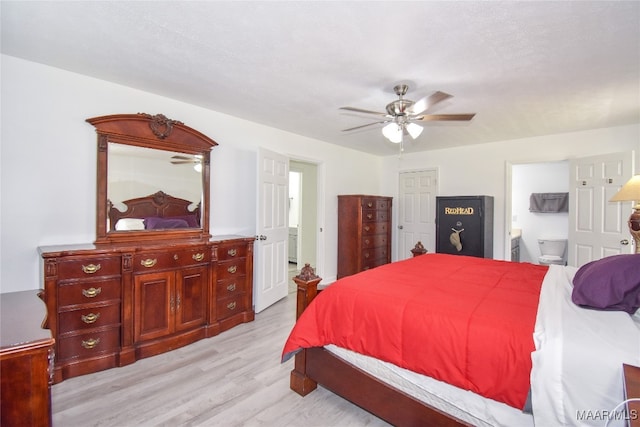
1 290 54 427
623 364 640 426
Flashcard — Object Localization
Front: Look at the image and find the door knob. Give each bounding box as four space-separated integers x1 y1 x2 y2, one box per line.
621 239 630 245
255 235 267 241
398 225 403 229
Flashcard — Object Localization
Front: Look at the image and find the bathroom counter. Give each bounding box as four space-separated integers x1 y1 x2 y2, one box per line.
510 228 521 262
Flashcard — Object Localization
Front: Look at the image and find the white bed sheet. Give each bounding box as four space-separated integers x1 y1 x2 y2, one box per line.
531 264 640 427
324 263 640 427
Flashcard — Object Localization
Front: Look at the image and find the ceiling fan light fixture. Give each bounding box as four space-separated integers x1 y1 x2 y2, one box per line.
382 122 403 143
406 122 423 139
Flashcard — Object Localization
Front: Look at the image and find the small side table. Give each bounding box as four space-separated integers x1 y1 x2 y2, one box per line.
623 364 640 426
1 290 54 427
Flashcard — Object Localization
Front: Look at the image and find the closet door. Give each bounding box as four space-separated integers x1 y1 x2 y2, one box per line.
569 151 634 267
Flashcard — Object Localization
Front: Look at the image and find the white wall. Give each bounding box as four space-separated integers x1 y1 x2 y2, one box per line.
3 55 639 293
380 125 640 261
512 161 569 263
0 55 383 293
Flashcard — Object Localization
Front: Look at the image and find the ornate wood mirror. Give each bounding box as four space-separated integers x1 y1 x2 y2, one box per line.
88 113 217 244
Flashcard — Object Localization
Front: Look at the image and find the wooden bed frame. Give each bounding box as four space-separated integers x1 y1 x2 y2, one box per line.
108 190 201 231
289 243 470 427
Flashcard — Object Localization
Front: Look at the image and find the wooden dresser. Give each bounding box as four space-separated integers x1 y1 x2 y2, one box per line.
338 195 392 279
39 235 254 383
1 290 55 427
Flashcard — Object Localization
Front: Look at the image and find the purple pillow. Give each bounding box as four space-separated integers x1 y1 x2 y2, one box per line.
144 217 190 230
167 214 199 228
571 254 640 314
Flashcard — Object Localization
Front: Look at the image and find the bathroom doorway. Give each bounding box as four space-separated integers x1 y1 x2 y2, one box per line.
508 160 569 264
288 160 318 293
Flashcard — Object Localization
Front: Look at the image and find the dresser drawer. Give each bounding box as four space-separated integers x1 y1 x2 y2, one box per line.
134 247 209 272
56 327 120 361
362 247 389 262
58 278 121 307
362 222 389 235
361 257 389 272
216 277 246 298
362 209 390 222
216 295 248 320
216 244 248 261
58 303 120 334
362 198 390 210
362 234 388 249
57 256 120 279
217 259 247 280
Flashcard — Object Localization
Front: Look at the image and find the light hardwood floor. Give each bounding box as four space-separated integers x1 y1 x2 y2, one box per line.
52 294 391 426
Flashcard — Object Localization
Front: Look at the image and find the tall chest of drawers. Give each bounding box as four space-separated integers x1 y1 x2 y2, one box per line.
338 195 392 279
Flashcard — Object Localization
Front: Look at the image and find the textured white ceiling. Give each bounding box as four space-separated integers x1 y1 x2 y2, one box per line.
2 1 639 156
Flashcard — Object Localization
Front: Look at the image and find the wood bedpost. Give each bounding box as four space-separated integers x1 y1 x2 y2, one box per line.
411 241 428 257
290 263 322 396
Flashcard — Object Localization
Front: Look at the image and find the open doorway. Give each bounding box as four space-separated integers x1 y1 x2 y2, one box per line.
288 160 318 293
508 160 569 264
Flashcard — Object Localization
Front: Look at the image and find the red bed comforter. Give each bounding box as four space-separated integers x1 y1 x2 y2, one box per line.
282 253 548 409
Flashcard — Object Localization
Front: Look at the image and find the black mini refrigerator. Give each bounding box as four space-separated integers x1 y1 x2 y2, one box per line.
436 196 494 258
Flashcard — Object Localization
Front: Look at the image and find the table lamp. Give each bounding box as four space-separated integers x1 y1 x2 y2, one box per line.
610 174 640 254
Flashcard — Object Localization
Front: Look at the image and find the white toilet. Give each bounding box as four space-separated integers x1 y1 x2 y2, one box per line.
537 238 567 266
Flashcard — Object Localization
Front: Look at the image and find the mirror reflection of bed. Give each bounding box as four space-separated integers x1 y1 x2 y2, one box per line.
108 191 201 232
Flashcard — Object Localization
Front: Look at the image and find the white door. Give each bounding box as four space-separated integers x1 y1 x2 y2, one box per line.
569 151 635 267
397 170 438 260
254 148 289 313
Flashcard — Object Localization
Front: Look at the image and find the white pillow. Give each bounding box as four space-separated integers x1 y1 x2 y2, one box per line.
115 218 145 231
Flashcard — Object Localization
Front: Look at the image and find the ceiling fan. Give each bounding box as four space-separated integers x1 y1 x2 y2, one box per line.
170 154 202 165
340 84 475 150
171 154 203 172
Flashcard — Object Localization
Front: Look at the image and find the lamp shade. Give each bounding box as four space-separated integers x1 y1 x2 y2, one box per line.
405 123 423 139
610 175 640 205
382 123 403 143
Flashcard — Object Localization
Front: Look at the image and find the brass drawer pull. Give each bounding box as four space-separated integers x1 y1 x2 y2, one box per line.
364 226 371 232
81 338 100 349
227 249 237 257
192 253 205 262
82 264 101 274
367 202 373 207
227 265 237 274
141 258 157 268
226 283 237 292
81 313 100 324
367 213 373 219
82 287 102 298
227 302 237 310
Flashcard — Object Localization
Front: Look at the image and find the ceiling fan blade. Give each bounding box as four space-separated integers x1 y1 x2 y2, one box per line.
415 113 476 122
171 155 193 160
342 120 391 132
339 106 388 117
408 91 453 115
